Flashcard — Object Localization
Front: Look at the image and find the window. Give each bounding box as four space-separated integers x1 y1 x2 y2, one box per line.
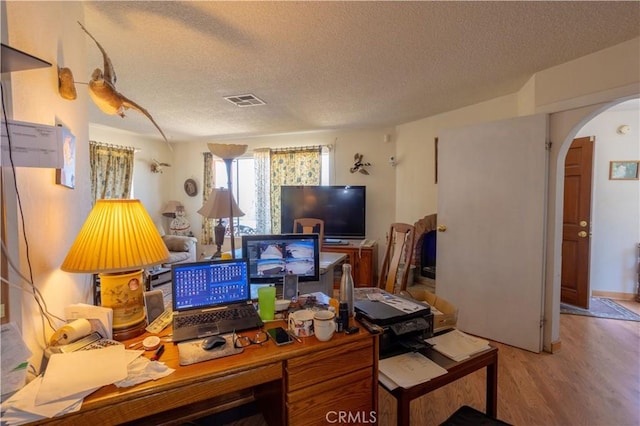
214 150 329 235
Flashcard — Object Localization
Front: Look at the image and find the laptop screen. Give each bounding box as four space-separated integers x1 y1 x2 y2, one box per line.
172 258 250 312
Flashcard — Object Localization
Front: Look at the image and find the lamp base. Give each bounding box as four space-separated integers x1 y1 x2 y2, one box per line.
112 320 148 341
214 220 225 256
99 269 147 341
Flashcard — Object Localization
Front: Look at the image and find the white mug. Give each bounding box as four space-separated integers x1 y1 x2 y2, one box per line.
313 310 336 342
288 309 315 337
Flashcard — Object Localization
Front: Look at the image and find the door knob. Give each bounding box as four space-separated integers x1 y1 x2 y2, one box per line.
579 221 588 228
437 225 447 232
578 231 587 238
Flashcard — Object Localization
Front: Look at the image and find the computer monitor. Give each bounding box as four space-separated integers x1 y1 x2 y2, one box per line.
241 234 320 288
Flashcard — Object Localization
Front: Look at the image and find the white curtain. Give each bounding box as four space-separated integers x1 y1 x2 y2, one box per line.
253 148 271 234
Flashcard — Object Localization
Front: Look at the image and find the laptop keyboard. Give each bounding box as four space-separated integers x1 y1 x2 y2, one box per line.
175 307 256 328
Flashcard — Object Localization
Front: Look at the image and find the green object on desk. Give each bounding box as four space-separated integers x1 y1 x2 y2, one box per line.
258 286 276 320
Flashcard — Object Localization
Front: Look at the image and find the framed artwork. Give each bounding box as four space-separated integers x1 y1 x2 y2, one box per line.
184 178 198 196
56 126 76 189
609 161 639 180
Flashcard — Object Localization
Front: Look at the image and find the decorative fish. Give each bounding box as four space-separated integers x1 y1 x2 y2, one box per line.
78 21 169 145
350 153 371 175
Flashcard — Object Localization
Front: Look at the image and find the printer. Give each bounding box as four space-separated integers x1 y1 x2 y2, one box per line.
354 291 433 358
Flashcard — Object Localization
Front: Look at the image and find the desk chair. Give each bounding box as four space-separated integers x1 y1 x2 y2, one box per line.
378 222 415 294
293 218 325 249
440 405 511 426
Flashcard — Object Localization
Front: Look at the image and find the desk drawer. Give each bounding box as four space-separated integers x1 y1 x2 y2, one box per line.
286 340 373 392
287 368 374 426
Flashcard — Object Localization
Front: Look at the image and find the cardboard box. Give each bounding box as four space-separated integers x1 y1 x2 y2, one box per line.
405 288 458 332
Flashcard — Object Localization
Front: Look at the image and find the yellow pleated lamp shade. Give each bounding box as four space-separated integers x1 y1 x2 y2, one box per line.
61 199 170 273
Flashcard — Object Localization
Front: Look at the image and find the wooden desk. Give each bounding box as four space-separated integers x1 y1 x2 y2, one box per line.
382 345 498 426
31 321 378 425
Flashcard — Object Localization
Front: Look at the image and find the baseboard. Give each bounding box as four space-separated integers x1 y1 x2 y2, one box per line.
549 340 562 354
592 290 636 301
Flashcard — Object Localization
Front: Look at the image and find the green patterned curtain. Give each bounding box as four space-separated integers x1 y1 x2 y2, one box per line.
270 146 322 233
200 152 216 244
89 141 134 205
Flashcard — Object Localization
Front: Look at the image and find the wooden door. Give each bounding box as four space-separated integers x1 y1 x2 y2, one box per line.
561 137 594 308
437 114 548 353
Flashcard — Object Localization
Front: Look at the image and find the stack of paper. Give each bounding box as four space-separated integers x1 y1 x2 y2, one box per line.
378 352 448 390
425 329 490 361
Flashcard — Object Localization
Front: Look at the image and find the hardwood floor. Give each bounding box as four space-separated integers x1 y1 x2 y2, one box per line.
209 300 640 426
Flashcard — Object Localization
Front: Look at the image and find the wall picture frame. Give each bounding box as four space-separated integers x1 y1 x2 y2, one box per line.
184 178 198 196
609 161 639 180
55 126 76 189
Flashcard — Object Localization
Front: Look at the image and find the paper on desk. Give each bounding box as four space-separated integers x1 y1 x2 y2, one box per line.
35 345 128 405
425 329 490 361
1 375 96 423
378 352 447 389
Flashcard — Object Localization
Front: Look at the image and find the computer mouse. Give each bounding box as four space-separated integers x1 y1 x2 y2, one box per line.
201 335 226 351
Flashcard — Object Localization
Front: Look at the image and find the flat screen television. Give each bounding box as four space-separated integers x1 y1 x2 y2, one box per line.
241 234 320 288
280 185 366 240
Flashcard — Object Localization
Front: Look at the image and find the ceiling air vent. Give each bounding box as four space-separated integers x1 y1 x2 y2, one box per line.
224 94 266 107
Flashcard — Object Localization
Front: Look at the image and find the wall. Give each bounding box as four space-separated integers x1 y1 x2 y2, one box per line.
575 106 640 295
394 94 518 221
2 2 90 372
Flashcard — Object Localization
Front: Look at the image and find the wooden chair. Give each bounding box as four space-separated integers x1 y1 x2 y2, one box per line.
378 222 416 294
292 218 324 249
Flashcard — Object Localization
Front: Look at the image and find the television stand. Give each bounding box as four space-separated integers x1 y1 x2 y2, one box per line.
322 241 378 288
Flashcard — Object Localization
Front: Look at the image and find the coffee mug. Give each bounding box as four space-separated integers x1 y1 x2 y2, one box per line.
313 310 336 342
288 309 315 337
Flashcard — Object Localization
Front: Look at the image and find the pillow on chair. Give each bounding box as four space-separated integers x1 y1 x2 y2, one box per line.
163 235 191 252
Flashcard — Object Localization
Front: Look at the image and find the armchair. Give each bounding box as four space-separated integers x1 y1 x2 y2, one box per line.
160 234 197 267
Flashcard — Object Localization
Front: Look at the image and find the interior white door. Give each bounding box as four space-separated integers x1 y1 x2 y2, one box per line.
437 114 548 353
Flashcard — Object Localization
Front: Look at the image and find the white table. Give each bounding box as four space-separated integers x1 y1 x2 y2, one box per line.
297 252 347 296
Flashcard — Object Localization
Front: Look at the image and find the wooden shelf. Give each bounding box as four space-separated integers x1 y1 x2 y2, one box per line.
1 43 51 73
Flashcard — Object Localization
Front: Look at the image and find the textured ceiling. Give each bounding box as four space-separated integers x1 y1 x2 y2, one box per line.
81 1 640 143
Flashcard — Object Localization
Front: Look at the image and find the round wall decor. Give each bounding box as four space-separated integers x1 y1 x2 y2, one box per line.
184 179 198 197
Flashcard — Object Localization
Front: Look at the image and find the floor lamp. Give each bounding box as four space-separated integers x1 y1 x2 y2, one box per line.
207 143 248 258
198 187 244 258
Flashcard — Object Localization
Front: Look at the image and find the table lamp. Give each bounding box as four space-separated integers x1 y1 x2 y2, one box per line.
61 199 170 340
198 188 244 258
207 143 248 258
162 200 183 217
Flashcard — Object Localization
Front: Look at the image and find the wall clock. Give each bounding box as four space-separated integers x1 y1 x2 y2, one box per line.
184 179 198 197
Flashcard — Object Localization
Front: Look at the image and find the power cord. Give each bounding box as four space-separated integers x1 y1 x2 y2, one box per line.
1 82 65 343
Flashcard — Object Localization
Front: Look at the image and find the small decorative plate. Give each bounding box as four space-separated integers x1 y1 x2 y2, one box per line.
184 179 198 197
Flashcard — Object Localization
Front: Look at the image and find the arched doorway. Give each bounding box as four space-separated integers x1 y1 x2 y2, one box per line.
546 96 639 351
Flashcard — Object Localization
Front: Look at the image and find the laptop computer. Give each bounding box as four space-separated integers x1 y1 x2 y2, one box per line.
171 258 263 343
